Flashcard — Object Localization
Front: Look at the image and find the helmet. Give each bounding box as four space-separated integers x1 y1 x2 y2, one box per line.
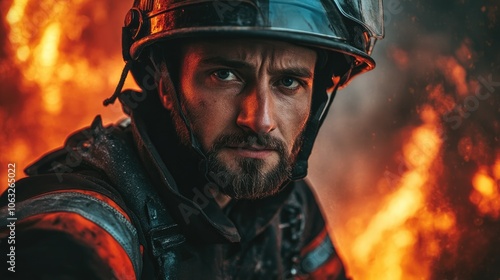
119 0 384 179
123 0 384 86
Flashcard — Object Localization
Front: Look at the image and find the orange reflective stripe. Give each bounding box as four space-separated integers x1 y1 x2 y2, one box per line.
35 189 132 222
299 228 345 279
301 227 328 256
304 255 344 280
19 212 137 280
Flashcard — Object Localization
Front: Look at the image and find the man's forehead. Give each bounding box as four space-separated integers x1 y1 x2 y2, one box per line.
181 38 317 67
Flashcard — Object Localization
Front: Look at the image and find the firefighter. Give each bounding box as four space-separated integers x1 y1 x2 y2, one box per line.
1 0 384 279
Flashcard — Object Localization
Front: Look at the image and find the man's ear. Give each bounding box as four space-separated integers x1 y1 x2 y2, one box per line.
158 78 174 110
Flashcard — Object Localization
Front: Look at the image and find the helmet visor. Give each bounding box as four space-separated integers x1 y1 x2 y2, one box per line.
334 0 384 38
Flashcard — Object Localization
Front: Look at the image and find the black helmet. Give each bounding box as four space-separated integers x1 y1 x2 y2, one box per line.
119 0 384 179
123 0 384 86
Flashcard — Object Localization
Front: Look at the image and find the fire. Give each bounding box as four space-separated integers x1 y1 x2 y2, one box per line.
1 0 131 190
437 57 468 97
33 22 62 113
6 0 134 116
348 106 453 280
470 164 500 218
328 31 499 276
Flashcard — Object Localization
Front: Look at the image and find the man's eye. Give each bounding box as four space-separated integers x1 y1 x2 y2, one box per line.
213 70 237 81
280 77 300 89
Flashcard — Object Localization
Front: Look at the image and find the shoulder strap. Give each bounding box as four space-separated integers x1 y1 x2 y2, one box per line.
69 116 186 280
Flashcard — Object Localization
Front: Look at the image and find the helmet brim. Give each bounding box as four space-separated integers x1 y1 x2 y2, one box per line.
130 27 375 86
124 0 379 86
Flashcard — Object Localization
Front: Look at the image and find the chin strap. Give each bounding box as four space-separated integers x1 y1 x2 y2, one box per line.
103 61 133 106
290 57 353 180
153 51 210 177
290 80 341 180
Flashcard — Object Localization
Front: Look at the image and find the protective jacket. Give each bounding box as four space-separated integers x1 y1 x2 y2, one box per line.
0 91 348 280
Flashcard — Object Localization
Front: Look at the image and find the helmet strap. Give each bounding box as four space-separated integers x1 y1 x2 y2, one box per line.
103 60 133 106
153 52 209 176
290 52 354 180
290 79 341 180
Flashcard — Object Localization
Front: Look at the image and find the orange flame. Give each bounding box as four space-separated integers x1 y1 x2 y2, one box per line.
470 162 500 219
1 0 132 189
347 106 457 280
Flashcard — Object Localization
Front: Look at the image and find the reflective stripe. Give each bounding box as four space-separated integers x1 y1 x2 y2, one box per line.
300 233 335 273
0 192 142 279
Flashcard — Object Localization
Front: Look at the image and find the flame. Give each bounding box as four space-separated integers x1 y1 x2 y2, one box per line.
470 164 500 218
34 22 62 113
347 106 455 280
1 0 132 188
6 0 133 116
436 57 469 97
332 28 499 276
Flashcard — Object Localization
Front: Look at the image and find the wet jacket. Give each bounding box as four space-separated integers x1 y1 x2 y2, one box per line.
0 99 349 279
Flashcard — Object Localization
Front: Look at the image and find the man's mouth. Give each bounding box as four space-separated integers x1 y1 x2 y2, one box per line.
224 145 276 159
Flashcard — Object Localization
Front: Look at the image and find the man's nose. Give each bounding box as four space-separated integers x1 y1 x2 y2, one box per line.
236 84 277 134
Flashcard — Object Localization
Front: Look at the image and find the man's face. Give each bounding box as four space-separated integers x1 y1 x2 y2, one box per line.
163 39 317 199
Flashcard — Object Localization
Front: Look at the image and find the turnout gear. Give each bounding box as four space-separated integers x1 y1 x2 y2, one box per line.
1 107 350 279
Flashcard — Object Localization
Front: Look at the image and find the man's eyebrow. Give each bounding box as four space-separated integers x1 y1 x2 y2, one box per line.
271 68 313 79
199 56 314 78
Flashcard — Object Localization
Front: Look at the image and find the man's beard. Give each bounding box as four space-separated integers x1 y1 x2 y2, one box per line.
205 133 299 200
